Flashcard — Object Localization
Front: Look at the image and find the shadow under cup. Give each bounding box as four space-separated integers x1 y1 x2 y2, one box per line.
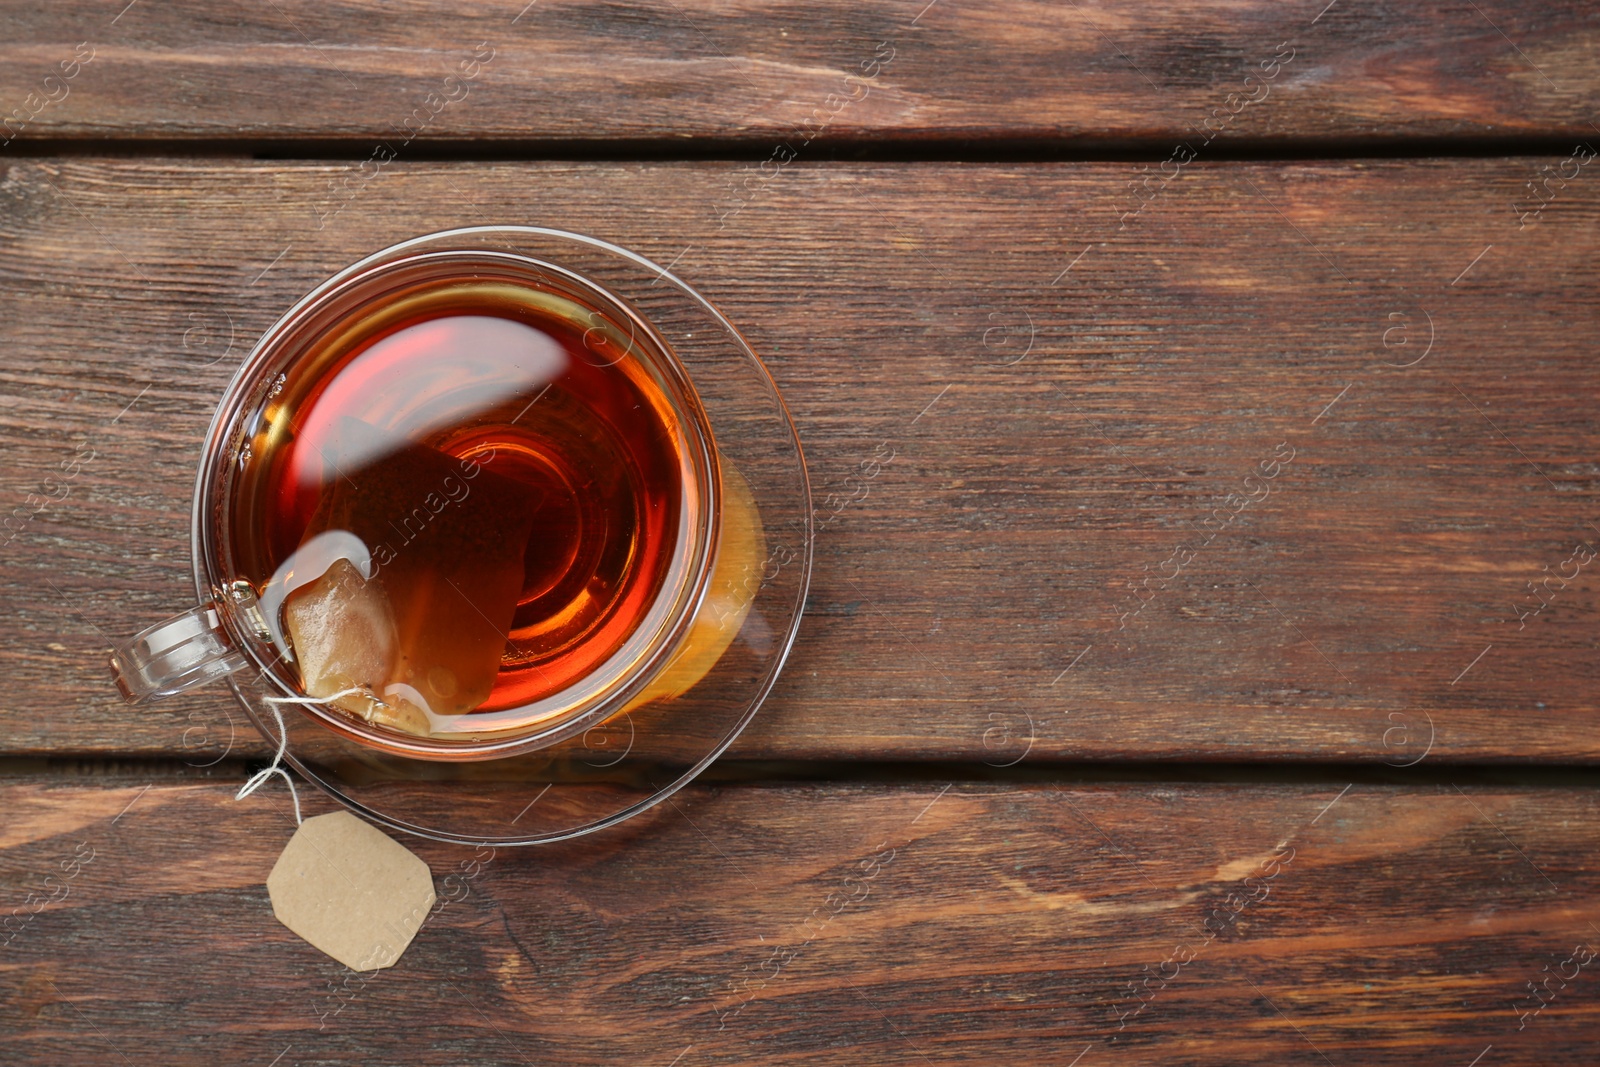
112 228 812 844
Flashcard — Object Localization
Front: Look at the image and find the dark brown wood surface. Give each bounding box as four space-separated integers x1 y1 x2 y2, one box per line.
0 1 1594 146
4 1 1599 1063
1 158 1596 763
4 776 1600 1064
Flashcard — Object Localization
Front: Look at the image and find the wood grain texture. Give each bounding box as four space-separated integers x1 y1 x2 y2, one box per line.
1 158 1598 764
2 776 1598 1064
0 1 1595 145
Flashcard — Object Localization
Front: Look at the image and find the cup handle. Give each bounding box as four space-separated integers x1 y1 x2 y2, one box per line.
110 603 250 705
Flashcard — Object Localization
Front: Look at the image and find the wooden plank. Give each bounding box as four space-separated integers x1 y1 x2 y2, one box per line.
2 777 1598 1063
1 158 1598 762
0 1 1594 145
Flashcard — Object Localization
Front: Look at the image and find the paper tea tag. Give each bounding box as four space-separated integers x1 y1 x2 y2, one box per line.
267 811 436 970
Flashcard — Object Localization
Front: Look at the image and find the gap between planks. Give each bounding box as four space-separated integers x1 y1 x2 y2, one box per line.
7 756 1600 789
0 133 1592 164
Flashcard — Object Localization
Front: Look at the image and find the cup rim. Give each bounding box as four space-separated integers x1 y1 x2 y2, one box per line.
192 228 725 760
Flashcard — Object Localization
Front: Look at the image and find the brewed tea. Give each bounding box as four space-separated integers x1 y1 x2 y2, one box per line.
230 259 701 738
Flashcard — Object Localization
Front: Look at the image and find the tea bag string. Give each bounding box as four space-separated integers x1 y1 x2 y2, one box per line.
236 687 367 825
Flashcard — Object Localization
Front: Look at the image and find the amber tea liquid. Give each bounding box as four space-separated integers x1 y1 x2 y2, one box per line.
227 255 709 740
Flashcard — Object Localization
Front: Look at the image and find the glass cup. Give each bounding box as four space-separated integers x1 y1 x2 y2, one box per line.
109 228 811 840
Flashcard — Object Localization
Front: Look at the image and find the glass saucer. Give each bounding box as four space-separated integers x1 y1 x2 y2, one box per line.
221 227 812 845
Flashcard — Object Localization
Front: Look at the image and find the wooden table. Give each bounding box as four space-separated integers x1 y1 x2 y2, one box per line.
3 2 1598 1063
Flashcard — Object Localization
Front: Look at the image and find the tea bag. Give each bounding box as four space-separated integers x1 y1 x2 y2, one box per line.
281 418 537 735
268 811 436 971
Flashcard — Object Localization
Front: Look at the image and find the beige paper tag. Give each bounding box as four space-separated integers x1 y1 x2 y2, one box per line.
267 811 435 971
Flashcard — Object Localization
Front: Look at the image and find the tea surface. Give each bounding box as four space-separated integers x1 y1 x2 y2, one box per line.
232 269 690 735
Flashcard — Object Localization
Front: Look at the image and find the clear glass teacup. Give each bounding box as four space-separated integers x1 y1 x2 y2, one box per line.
109 228 811 841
